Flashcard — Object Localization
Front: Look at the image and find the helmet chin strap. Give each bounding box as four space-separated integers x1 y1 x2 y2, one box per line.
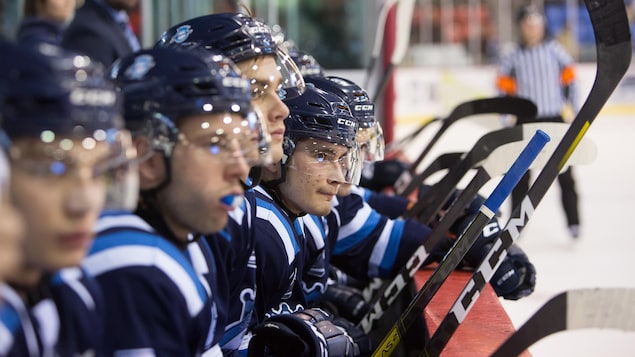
261 164 308 218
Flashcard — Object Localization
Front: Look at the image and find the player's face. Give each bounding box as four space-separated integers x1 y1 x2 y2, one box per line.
9 138 111 272
157 113 250 238
0 196 25 281
237 55 290 163
279 139 352 216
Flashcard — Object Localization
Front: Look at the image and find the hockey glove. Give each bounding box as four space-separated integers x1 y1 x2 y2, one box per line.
359 159 409 192
490 244 536 300
458 216 536 300
248 308 361 357
316 283 371 325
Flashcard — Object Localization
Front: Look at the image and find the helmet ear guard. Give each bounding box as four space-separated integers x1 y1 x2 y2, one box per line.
281 136 295 165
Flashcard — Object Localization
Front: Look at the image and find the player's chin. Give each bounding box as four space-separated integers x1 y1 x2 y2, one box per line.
48 249 90 271
201 212 229 235
306 202 332 217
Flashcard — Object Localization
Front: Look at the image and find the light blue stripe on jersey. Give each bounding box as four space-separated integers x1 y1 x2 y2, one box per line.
350 185 372 202
0 303 18 354
303 215 326 251
370 219 405 278
255 197 300 265
85 231 208 317
95 210 154 233
333 203 381 255
50 268 96 310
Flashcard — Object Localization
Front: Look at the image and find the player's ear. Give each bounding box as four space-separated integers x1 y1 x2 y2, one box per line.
136 138 166 190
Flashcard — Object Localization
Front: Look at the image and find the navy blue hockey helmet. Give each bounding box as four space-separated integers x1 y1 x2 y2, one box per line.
114 47 270 165
0 42 138 210
282 85 360 184
305 76 384 161
155 12 305 101
0 43 123 139
287 48 325 79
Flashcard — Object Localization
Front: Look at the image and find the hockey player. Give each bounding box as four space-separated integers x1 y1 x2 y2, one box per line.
155 12 307 355
85 46 254 356
0 41 135 356
301 76 536 326
247 84 366 356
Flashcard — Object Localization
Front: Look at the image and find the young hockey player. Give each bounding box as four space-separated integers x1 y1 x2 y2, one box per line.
247 84 366 356
155 12 307 355
0 41 135 356
85 46 254 356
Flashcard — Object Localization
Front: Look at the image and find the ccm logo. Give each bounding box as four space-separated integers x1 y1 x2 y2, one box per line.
337 118 356 127
354 104 374 111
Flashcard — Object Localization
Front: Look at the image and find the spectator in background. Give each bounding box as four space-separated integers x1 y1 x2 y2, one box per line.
61 0 139 66
16 0 80 47
496 5 581 238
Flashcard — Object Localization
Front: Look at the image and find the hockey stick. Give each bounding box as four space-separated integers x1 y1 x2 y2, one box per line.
369 130 550 356
371 0 416 102
403 125 531 222
405 96 537 178
385 116 440 155
363 0 398 90
491 288 635 356
422 1 632 355
359 122 598 338
359 126 551 334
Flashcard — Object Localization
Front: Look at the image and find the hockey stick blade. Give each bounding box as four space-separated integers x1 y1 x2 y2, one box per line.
423 1 631 355
406 97 537 177
386 117 440 155
491 288 635 357
404 125 528 222
369 130 550 357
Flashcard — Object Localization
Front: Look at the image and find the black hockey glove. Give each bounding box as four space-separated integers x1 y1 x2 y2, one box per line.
359 159 409 192
489 244 536 300
248 308 361 357
457 216 536 300
317 283 371 325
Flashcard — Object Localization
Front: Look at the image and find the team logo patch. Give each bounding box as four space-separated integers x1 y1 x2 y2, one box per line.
170 25 193 44
124 54 155 80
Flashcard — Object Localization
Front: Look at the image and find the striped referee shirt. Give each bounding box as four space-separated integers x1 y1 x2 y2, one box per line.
496 40 577 118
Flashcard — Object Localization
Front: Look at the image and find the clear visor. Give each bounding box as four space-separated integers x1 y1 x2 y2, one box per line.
175 111 269 167
242 48 306 101
287 139 361 185
8 129 140 211
357 121 385 162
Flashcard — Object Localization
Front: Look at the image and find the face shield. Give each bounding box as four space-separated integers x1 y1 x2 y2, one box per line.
241 48 306 102
286 139 361 185
173 111 267 168
8 127 139 212
357 121 385 162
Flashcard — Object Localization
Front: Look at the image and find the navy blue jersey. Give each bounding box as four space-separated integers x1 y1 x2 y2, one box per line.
0 268 103 357
299 185 433 299
251 186 306 322
0 283 53 357
48 267 105 356
201 195 257 356
331 185 432 280
83 211 218 356
358 186 411 219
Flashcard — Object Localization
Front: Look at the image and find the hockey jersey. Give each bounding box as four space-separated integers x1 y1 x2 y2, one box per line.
83 211 218 356
202 195 257 356
0 267 104 357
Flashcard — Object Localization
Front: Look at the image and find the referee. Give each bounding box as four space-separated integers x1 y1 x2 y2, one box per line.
496 5 581 238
